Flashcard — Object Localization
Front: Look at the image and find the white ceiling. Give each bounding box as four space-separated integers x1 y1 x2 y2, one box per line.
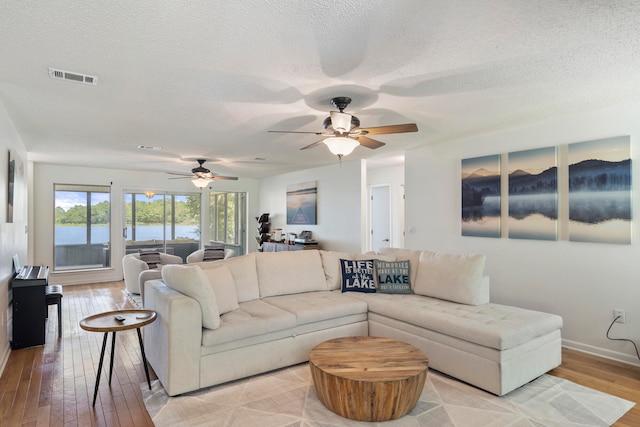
2 1 640 178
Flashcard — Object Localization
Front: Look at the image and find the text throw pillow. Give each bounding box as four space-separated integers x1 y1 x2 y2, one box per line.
375 260 412 294
340 259 376 293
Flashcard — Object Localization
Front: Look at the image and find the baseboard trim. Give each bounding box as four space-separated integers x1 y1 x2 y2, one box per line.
562 338 640 367
0 346 10 377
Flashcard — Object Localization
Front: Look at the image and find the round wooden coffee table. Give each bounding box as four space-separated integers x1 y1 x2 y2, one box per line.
309 336 428 421
80 309 157 406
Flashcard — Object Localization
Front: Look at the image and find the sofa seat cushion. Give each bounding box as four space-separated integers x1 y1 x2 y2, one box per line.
201 300 296 349
264 291 368 326
345 293 562 351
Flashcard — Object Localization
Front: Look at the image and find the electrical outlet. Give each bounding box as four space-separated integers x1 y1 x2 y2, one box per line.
614 309 626 324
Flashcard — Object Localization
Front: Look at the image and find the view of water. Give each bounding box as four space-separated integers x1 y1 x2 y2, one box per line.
55 225 199 244
461 191 631 243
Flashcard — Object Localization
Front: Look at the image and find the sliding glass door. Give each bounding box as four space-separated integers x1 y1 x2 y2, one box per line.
124 191 201 262
209 191 247 255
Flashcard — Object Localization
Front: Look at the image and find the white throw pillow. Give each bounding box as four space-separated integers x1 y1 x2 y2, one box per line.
201 264 239 314
162 264 221 329
414 251 489 305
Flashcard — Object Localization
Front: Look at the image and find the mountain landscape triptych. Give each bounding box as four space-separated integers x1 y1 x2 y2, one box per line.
461 136 631 244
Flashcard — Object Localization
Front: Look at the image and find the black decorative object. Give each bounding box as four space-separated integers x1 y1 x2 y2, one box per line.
256 213 270 249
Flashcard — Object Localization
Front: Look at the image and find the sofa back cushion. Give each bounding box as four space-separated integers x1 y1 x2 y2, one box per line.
201 265 239 314
414 251 489 305
320 250 354 290
256 250 327 297
162 264 221 329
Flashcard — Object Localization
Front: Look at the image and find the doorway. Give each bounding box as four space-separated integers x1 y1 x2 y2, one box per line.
370 185 391 252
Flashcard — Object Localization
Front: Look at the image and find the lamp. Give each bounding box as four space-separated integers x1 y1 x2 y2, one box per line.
143 191 155 198
191 177 212 188
323 137 359 158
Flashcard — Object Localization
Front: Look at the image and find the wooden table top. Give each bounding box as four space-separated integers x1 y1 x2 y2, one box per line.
79 309 157 333
309 336 428 382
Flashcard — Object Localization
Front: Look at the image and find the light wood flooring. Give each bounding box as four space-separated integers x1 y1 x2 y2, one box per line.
0 280 639 426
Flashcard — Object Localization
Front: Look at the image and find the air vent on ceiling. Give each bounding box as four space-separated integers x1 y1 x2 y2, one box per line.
137 145 162 151
48 67 98 85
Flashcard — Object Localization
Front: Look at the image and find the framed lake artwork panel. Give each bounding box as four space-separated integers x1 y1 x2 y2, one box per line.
508 146 558 240
461 154 501 237
567 136 631 244
287 181 317 225
7 149 25 223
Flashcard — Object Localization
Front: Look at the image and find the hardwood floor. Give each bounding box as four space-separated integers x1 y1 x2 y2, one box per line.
0 280 638 426
0 281 155 427
549 348 640 426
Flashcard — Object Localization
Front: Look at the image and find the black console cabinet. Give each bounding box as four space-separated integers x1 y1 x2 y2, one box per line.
11 265 48 349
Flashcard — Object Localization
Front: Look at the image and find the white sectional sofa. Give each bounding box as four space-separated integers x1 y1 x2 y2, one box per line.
143 248 563 397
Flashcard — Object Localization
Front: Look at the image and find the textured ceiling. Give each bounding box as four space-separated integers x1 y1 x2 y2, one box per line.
1 1 640 178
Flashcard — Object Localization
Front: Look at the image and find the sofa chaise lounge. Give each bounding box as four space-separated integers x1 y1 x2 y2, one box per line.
143 248 563 397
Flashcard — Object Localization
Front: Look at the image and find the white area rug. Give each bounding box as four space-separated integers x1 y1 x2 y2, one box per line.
142 363 634 426
124 289 143 309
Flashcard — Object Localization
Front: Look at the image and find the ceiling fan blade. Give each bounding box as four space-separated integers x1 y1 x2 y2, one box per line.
300 139 324 150
166 172 193 177
356 136 386 149
269 130 324 135
358 123 418 136
211 175 239 180
168 176 193 180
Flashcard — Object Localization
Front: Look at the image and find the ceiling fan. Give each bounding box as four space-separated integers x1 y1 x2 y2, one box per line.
167 159 238 188
269 96 418 158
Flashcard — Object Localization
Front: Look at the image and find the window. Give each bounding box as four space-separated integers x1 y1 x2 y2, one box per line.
209 191 246 255
124 192 201 262
54 184 111 271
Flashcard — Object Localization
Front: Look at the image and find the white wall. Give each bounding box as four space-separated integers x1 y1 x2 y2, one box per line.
259 160 365 253
0 102 29 372
367 164 405 250
31 163 260 285
405 101 640 365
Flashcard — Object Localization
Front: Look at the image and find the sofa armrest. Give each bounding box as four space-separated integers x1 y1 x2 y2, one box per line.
143 279 202 396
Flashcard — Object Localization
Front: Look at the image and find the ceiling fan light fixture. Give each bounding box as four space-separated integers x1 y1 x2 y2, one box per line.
324 137 359 157
330 111 352 133
191 177 212 188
